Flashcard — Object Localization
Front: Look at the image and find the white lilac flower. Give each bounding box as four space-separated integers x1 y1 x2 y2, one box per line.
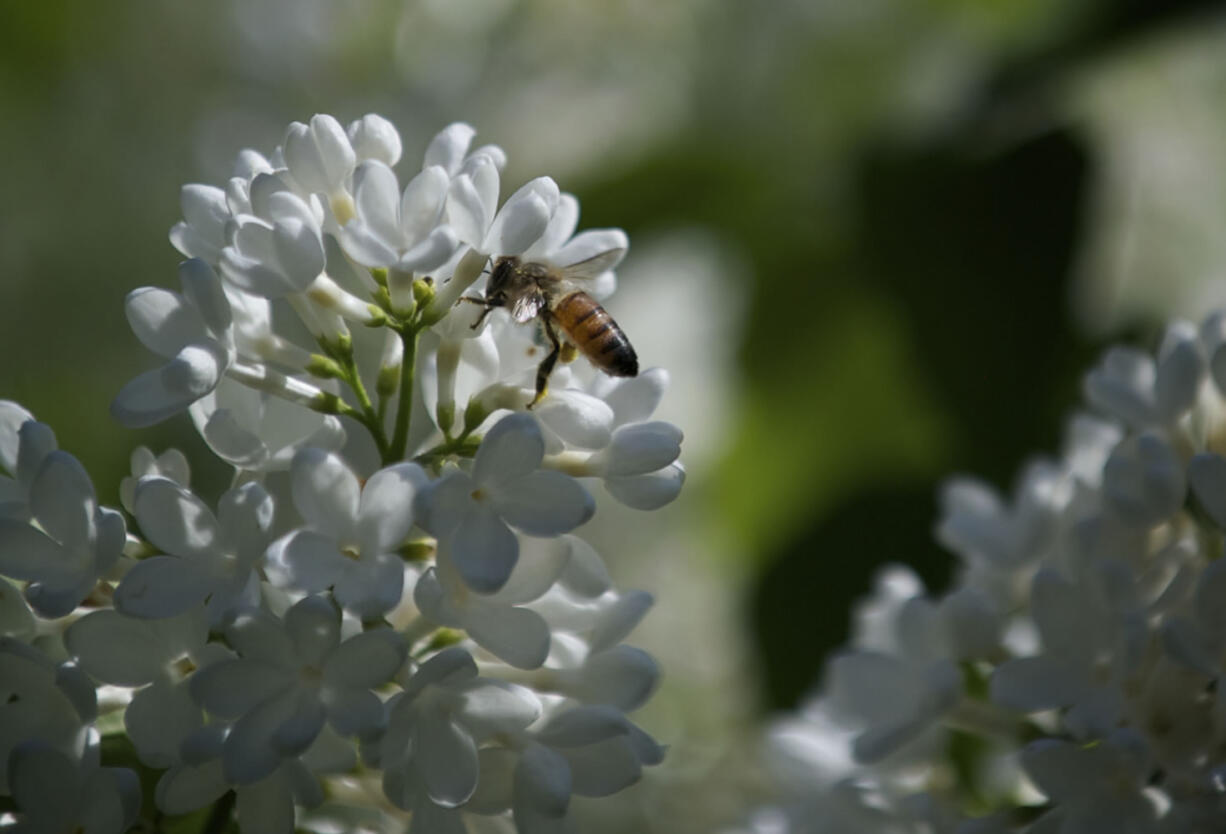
111 258 236 428
189 375 346 472
6 744 141 834
283 114 358 221
0 640 96 793
265 450 427 618
347 114 403 168
379 648 541 815
219 173 328 299
65 606 207 688
117 445 190 514
338 161 460 275
420 414 595 594
0 449 125 618
0 415 58 522
113 478 272 624
189 596 404 784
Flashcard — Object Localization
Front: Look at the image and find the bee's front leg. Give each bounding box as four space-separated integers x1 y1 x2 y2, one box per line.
530 315 562 409
459 295 497 330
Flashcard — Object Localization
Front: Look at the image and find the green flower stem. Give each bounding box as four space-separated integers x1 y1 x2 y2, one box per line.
386 323 421 463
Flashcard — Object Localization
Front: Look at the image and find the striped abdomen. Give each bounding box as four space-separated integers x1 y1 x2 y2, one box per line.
551 291 638 377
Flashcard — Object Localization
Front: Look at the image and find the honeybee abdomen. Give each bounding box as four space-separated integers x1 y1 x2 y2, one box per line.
553 291 638 377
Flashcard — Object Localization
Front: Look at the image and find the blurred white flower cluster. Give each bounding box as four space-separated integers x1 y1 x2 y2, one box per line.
0 115 682 833
731 316 1226 833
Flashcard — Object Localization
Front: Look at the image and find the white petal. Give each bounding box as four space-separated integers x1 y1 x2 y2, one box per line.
454 680 541 737
0 577 34 639
1189 452 1226 529
155 761 228 814
424 123 476 174
133 477 218 559
464 600 551 670
271 689 327 756
0 519 70 583
111 347 224 428
400 165 450 243
514 743 571 820
574 647 658 711
339 219 399 268
66 610 191 686
195 406 268 470
990 656 1086 711
604 421 682 477
323 629 405 690
588 591 653 652
126 679 203 768
358 463 427 552
114 556 211 618
552 229 629 270
179 258 233 338
324 688 385 739
1155 321 1205 421
394 226 460 273
226 610 296 666
535 391 614 450
332 554 405 619
487 536 571 605
291 448 360 540
30 450 96 547
403 646 478 698
474 414 545 486
446 174 489 247
604 462 685 510
603 368 668 426
235 767 296 834
223 690 298 784
8 745 80 832
0 400 34 475
420 715 479 807
469 747 516 813
557 537 611 598
447 505 518 594
493 471 594 536
285 595 341 667
351 161 402 245
265 529 347 593
125 287 209 358
348 114 402 166
527 194 579 259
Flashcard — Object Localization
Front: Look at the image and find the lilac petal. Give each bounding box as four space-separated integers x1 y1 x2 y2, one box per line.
420 716 479 807
225 611 296 667
552 229 629 271
0 577 34 639
325 688 385 739
603 368 668 426
562 734 643 797
487 536 571 605
534 391 614 450
223 690 299 784
423 123 476 174
155 760 228 814
493 471 594 537
235 767 295 834
358 463 427 553
0 401 34 474
9 744 80 832
446 174 488 246
195 406 267 470
1189 452 1226 529
265 529 347 594
558 536 611 598
605 422 683 477
114 556 211 618
217 482 273 560
332 554 405 619
402 646 478 699
574 647 658 711
527 193 579 259
400 165 449 242
282 595 340 668
515 743 572 822
464 601 551 670
111 346 225 428
323 629 405 690
178 258 232 337
126 679 203 768
473 414 545 487
351 161 402 244
485 186 552 255
453 679 541 737
133 477 218 559
189 658 292 718
588 591 653 652
418 471 472 537
394 226 459 273
271 690 327 756
0 519 70 584
125 286 209 359
30 451 95 547
16 421 57 487
291 448 360 540
339 219 398 268
990 656 1086 711
605 462 685 510
348 114 402 166
469 747 516 813
66 610 202 686
448 506 518 594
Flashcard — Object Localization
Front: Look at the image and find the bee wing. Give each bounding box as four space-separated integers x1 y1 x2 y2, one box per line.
510 292 546 323
557 248 627 282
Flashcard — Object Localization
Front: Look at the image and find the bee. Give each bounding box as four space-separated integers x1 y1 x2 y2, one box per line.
464 249 638 407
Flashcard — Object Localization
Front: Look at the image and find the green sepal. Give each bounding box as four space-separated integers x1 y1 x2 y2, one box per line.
365 304 388 328
370 267 389 288
412 278 436 308
437 402 455 435
462 400 489 435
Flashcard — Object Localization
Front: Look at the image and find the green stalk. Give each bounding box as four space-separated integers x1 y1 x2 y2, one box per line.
387 324 420 463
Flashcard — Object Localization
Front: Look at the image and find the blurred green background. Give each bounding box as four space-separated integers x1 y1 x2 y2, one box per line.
4 0 1226 829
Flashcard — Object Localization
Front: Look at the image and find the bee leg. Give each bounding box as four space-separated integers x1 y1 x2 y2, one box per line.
459 295 496 330
560 342 579 364
529 316 562 409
